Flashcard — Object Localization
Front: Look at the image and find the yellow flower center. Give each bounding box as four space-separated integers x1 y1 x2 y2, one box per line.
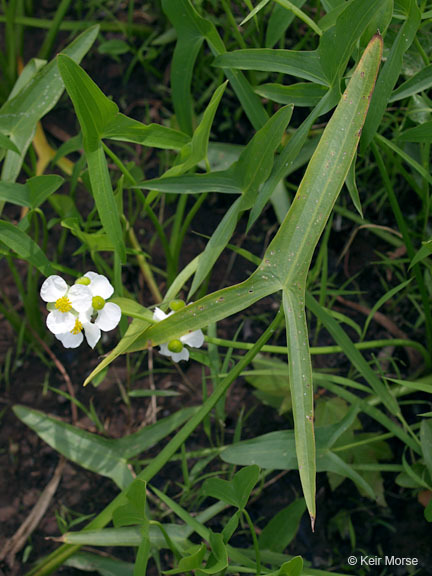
55 296 72 313
92 296 105 310
71 319 83 335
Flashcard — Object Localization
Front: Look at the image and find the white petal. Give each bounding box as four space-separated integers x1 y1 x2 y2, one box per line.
95 302 121 331
158 343 189 362
181 329 204 348
47 311 76 334
171 348 190 362
68 285 92 312
56 331 83 348
83 323 101 349
40 275 67 302
153 307 168 322
85 271 114 299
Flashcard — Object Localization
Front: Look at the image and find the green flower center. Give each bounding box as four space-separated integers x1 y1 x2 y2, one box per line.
168 339 183 353
71 319 83 334
75 277 91 286
55 296 72 313
92 296 105 310
169 299 186 312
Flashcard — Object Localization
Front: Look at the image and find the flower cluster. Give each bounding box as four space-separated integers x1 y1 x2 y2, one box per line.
40 275 205 362
40 272 121 349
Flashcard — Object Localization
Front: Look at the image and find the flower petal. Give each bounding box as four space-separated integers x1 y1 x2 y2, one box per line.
46 311 76 334
158 343 189 362
56 330 83 349
68 284 92 312
153 307 168 322
85 271 114 299
95 302 121 331
83 323 101 349
181 329 204 348
40 275 67 302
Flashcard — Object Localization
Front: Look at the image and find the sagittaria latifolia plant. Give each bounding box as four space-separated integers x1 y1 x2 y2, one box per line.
2 0 432 574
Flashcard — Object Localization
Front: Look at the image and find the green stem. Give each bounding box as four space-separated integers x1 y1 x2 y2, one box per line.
242 509 261 575
25 310 283 576
205 336 430 368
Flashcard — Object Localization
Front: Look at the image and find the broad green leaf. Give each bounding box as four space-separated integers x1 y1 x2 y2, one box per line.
162 0 268 134
259 499 306 552
0 175 63 208
110 297 154 322
389 64 432 103
65 551 134 575
13 405 133 489
102 113 190 150
399 122 432 143
202 465 260 510
361 0 421 148
113 479 148 528
255 82 328 106
214 49 328 86
84 37 383 524
221 429 375 498
0 26 98 184
277 557 303 576
200 533 228 574
57 55 125 262
0 221 55 276
345 154 363 217
164 544 206 575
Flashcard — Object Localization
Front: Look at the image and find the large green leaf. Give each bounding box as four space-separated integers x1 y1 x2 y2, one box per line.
202 465 260 510
0 174 63 209
84 36 383 526
0 26 98 185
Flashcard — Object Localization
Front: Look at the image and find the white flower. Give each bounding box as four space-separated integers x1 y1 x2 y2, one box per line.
40 275 92 335
41 272 122 350
153 306 204 362
54 311 101 349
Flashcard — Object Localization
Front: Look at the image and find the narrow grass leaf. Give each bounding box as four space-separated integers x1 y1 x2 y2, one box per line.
65 551 134 576
318 0 385 84
265 1 306 48
361 0 421 149
306 294 399 415
163 0 268 133
389 63 432 102
0 221 55 276
240 0 271 26
58 55 126 261
274 0 322 36
165 82 227 177
399 122 432 143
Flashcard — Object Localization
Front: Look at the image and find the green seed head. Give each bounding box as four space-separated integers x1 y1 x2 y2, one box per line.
75 276 91 286
168 339 183 353
169 299 186 312
92 295 105 310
